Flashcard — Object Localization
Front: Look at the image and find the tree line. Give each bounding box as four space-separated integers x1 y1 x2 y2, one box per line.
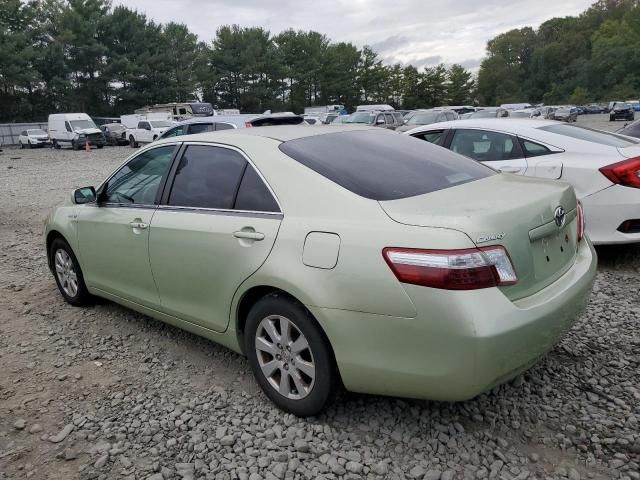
478 0 640 105
0 0 475 122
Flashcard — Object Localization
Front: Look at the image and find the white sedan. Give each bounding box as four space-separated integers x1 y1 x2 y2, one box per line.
405 119 640 245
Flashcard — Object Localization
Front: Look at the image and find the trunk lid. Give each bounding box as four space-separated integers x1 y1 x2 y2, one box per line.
379 174 579 300
618 145 640 159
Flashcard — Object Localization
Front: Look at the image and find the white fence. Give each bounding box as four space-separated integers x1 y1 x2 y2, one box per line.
0 122 48 146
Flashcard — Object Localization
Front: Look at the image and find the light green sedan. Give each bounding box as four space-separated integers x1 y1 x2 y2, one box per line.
45 126 597 416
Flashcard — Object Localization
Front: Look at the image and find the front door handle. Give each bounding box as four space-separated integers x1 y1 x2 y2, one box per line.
499 166 521 173
233 231 265 241
130 221 148 229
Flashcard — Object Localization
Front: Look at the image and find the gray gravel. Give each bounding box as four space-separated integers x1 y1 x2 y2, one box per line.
0 119 639 480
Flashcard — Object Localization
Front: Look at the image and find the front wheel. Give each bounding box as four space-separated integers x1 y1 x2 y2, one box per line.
129 136 138 148
97 144 103 149
245 294 337 417
49 237 92 306
19 141 24 149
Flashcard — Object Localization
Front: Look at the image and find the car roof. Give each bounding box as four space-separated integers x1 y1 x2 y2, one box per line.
406 118 556 132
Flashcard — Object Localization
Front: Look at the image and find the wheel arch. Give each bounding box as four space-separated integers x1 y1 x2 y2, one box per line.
46 229 68 272
234 285 339 374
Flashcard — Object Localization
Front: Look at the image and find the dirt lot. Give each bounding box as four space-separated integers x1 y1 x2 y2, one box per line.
1 120 639 480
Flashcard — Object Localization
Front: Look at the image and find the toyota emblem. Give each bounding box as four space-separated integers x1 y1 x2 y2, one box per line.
554 206 566 227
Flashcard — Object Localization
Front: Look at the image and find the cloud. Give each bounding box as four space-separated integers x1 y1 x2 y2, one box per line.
112 0 595 70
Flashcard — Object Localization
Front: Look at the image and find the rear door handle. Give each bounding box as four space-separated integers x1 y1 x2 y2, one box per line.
499 166 521 173
130 221 148 229
233 231 265 241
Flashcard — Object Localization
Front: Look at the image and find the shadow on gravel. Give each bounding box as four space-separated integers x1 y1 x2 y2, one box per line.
595 243 640 270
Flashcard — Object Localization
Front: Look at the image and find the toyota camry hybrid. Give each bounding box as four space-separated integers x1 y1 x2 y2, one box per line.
44 126 597 416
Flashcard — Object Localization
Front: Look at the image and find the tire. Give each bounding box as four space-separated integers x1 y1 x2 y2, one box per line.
97 144 103 149
49 237 92 306
28 141 33 149
245 294 337 417
152 135 158 141
72 140 80 151
129 136 138 148
19 141 24 149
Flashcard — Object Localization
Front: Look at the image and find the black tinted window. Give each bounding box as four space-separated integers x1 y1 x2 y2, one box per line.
279 130 494 201
160 125 186 139
188 123 214 134
411 130 446 146
450 129 523 161
235 166 279 212
168 146 247 209
215 123 234 131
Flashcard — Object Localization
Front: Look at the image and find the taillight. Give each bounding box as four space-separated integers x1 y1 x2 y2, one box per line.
382 246 517 291
244 122 253 128
577 201 585 242
599 157 640 188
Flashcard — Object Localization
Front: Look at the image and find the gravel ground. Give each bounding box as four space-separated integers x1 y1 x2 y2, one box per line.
0 119 639 480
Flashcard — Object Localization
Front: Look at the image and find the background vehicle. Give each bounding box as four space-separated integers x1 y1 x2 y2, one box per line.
128 120 173 147
344 111 404 129
509 109 542 119
582 104 605 114
552 107 578 122
158 114 305 140
135 102 214 121
302 115 321 125
500 103 532 110
466 108 509 119
610 103 635 121
405 118 640 244
18 128 50 148
616 119 640 138
45 126 595 416
625 100 640 111
395 109 458 132
355 104 394 112
304 105 344 115
48 113 105 150
99 123 128 146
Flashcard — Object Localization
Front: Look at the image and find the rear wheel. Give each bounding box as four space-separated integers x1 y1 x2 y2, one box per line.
19 141 24 149
245 294 336 417
97 144 103 149
129 136 138 148
49 238 91 306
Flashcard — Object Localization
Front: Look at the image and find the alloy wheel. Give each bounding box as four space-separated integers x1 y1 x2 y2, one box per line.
54 249 78 297
254 315 316 400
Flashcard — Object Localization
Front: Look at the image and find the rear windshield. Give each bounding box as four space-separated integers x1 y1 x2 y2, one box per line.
279 130 494 201
539 124 639 147
406 112 440 125
251 116 304 127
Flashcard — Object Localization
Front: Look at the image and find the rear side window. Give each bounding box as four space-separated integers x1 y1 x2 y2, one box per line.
215 123 234 131
411 130 447 146
539 124 639 147
235 166 280 212
188 123 214 134
279 130 494 201
520 139 552 157
168 146 247 209
450 129 523 161
161 126 186 138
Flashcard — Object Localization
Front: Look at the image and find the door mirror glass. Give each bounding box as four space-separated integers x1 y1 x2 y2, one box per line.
73 186 96 204
376 117 385 125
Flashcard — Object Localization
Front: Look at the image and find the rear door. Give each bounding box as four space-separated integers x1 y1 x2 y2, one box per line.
448 128 528 174
148 143 282 332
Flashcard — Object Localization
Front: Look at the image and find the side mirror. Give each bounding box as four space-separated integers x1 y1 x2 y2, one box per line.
73 186 96 204
376 118 385 125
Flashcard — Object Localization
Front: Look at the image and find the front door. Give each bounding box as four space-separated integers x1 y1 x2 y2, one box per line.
76 145 177 307
448 128 528 174
148 144 282 332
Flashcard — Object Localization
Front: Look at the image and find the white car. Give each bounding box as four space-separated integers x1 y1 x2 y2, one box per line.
18 128 51 148
127 120 173 147
405 119 640 245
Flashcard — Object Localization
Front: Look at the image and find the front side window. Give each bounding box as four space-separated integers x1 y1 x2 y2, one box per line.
160 126 186 139
168 146 247 209
103 146 175 205
449 129 523 161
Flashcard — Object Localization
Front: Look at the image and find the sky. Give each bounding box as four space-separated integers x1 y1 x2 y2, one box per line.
112 0 595 70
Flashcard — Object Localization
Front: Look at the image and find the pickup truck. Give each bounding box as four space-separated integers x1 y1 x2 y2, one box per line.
127 120 173 147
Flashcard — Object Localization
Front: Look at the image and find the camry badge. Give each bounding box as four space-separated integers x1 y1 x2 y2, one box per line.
554 206 566 227
477 233 505 244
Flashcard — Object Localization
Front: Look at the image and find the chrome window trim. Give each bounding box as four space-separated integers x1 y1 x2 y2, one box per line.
170 140 283 214
157 205 283 219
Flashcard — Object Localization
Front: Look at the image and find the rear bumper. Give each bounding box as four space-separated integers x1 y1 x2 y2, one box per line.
311 239 597 401
582 185 640 244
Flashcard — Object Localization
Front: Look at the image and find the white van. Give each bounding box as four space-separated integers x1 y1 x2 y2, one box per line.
48 113 105 150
